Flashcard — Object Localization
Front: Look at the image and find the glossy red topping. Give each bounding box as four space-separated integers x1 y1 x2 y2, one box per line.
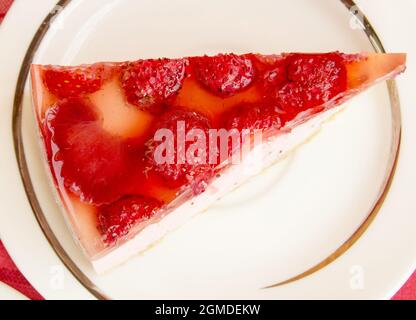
120 58 188 113
262 62 288 93
38 52 352 245
193 54 254 97
98 196 162 244
43 65 104 98
44 98 127 205
144 109 215 190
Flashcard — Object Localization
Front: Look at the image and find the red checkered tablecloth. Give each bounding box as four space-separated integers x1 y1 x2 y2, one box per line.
0 0 414 300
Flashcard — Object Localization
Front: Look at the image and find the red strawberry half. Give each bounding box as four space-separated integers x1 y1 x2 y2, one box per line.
98 195 163 244
120 58 188 113
275 53 347 113
224 103 283 132
222 103 284 157
192 54 255 97
43 64 105 98
44 98 128 205
144 109 215 191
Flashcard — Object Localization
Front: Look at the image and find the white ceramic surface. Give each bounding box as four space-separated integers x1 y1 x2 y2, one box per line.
0 0 415 299
0 282 28 300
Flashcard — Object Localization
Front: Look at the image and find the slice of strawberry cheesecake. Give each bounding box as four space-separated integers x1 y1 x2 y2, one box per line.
31 52 406 272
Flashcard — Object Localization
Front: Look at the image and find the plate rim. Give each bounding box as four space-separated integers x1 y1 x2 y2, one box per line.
0 0 410 300
11 0 402 299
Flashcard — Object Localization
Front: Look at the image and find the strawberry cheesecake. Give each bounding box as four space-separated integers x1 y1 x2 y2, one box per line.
30 52 406 272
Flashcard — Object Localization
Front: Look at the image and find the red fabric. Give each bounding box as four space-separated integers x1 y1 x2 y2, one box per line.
392 271 416 300
0 241 43 300
0 0 414 300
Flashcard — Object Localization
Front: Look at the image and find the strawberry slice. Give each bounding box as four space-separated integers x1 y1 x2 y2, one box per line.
222 103 284 157
144 109 215 191
98 196 162 244
44 98 127 205
193 54 255 97
275 53 347 113
224 103 283 132
43 65 105 98
120 58 188 113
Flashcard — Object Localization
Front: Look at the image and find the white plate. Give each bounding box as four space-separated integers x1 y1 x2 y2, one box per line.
0 282 28 300
0 0 415 300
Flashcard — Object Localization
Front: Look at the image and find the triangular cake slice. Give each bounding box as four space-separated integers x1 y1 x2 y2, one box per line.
31 52 406 272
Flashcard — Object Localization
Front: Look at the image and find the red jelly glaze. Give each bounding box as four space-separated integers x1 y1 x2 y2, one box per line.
98 195 163 244
224 103 283 132
41 52 348 244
